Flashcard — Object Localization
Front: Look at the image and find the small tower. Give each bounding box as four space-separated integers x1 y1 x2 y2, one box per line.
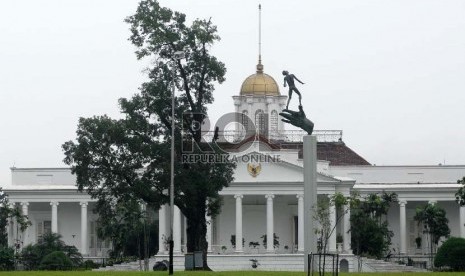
232 4 287 139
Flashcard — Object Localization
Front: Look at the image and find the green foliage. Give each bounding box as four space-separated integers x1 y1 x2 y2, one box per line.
313 193 351 255
0 188 31 247
260 233 279 249
434 237 465 271
62 0 235 269
0 246 14 271
82 259 100 270
95 199 157 261
455 176 465 205
39 251 73 271
414 203 450 246
20 233 81 270
350 192 396 259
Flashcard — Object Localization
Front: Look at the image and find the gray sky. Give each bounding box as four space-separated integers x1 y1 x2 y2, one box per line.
1 0 464 185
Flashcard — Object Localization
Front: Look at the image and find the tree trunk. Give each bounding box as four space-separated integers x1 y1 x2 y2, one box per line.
185 198 211 270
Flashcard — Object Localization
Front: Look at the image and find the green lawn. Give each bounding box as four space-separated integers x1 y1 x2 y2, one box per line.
2 272 465 276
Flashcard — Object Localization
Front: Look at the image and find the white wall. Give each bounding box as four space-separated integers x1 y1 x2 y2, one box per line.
330 165 465 184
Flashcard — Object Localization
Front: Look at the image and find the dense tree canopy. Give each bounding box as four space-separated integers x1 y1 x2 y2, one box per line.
350 192 396 259
63 0 235 269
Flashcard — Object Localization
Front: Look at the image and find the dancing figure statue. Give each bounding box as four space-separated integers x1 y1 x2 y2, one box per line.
282 70 304 109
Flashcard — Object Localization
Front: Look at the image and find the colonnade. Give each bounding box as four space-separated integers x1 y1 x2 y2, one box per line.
7 201 89 255
397 200 465 254
158 194 353 254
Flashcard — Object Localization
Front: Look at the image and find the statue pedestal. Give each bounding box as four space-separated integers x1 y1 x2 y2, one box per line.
303 135 318 272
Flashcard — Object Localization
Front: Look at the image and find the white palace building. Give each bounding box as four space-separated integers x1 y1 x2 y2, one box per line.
4 58 465 271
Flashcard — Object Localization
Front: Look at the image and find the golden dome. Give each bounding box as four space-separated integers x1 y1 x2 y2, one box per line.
240 57 280 96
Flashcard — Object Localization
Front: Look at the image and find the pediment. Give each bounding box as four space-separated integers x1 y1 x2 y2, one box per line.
232 151 341 184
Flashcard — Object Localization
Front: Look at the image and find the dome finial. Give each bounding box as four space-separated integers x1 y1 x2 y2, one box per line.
256 4 263 74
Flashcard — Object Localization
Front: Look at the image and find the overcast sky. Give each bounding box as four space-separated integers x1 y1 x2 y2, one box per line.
1 0 464 185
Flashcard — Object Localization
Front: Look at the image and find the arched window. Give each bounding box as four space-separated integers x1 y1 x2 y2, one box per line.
241 110 248 132
255 109 267 135
270 110 278 134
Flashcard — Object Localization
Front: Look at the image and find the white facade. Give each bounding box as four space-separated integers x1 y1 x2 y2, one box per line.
3 64 465 266
4 159 465 258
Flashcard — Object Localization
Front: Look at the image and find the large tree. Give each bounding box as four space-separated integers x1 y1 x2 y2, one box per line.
62 0 235 269
350 192 396 259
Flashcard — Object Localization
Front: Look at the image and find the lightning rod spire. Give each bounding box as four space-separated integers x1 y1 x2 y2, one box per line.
256 4 264 73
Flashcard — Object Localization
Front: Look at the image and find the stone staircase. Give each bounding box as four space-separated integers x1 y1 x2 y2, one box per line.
93 259 152 271
361 257 429 272
93 254 429 273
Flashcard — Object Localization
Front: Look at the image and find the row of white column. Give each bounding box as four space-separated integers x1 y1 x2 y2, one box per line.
158 194 352 254
398 200 465 254
8 201 89 256
234 194 351 253
158 205 183 254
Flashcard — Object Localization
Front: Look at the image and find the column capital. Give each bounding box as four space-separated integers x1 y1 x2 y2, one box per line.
428 200 437 205
79 202 88 207
265 194 275 199
296 194 304 199
234 194 243 199
398 200 407 206
20 202 29 206
50 201 59 206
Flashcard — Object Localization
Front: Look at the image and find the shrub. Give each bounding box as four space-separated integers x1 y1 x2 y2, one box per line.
0 247 14 271
39 251 73 270
435 237 465 271
21 233 82 270
82 259 99 270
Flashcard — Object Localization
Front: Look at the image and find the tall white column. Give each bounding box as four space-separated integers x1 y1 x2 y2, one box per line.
399 200 407 254
265 194 275 253
343 205 352 253
206 212 212 253
158 205 167 254
460 206 465 238
80 202 88 255
328 203 337 252
50 201 59 233
235 194 244 252
7 217 13 247
7 203 14 247
21 202 29 245
297 194 304 252
173 206 182 253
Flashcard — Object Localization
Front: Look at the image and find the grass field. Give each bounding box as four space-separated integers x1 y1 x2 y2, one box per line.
2 272 465 276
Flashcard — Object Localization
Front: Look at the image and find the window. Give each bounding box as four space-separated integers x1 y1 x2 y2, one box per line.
270 110 278 133
37 220 51 240
241 110 248 132
255 109 267 135
90 221 110 250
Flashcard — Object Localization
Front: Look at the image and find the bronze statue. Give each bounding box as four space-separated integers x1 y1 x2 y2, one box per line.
279 106 314 135
282 70 304 109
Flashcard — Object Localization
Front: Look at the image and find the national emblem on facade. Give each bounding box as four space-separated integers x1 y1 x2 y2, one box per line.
247 162 262 177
